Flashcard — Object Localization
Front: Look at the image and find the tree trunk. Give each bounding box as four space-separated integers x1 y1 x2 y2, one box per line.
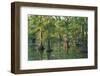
58 33 62 50
63 35 68 53
38 29 44 60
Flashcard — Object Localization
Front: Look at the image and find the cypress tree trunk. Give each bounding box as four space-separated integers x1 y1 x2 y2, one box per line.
82 25 84 45
63 34 68 53
58 33 62 50
38 29 44 60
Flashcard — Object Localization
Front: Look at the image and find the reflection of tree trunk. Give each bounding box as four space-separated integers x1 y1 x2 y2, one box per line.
47 39 51 59
47 35 52 59
73 32 77 48
73 40 75 47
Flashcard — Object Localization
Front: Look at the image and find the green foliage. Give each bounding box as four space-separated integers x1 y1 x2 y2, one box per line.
28 15 88 60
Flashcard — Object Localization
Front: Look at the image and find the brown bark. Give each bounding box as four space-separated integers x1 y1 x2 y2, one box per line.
63 34 68 53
